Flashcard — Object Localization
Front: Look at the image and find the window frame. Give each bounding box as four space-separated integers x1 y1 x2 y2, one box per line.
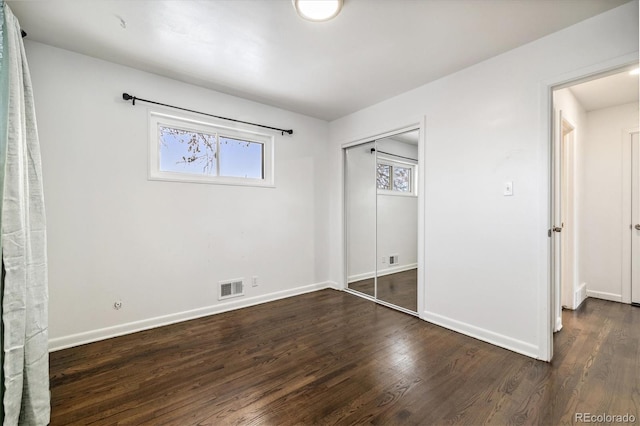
148 111 275 187
376 154 417 197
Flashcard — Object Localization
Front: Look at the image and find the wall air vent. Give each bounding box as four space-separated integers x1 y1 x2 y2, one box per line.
219 278 244 300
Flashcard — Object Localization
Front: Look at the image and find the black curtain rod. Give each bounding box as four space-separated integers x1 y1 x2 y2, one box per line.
122 93 293 135
370 148 417 162
21 30 27 38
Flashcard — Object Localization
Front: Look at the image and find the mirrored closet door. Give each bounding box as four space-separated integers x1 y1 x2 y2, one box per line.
345 130 419 314
345 141 377 299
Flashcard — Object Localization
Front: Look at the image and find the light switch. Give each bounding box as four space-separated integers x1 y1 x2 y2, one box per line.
504 181 513 196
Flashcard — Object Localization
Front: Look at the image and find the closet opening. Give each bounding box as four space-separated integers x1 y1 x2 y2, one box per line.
343 126 423 315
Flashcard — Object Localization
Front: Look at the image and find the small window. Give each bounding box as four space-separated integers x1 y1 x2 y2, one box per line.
393 166 411 192
376 158 416 196
149 112 274 187
376 163 391 190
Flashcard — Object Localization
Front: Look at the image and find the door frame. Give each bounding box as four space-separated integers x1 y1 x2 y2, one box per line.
539 53 638 362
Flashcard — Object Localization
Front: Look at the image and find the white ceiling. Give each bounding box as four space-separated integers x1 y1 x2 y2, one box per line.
7 0 632 121
569 68 639 112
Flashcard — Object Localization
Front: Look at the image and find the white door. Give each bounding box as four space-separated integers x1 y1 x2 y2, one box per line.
560 120 575 309
632 132 640 305
551 109 564 331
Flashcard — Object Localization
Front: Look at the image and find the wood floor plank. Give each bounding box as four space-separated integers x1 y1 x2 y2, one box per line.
49 291 640 425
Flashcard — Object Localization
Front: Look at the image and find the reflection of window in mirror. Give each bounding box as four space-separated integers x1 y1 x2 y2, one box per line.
393 166 411 192
376 163 391 190
376 158 416 196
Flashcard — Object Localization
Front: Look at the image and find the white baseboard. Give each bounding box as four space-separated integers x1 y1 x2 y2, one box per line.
421 310 539 359
574 283 588 309
347 263 418 283
586 289 621 303
555 316 563 332
347 271 375 282
49 281 339 352
378 263 418 278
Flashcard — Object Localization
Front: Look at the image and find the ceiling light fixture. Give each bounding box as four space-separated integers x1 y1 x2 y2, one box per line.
293 0 343 22
629 68 640 75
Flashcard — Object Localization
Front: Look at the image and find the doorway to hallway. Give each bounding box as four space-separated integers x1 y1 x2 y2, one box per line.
551 65 640 334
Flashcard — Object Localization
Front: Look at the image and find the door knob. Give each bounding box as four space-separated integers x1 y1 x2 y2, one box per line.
635 224 640 231
553 227 562 233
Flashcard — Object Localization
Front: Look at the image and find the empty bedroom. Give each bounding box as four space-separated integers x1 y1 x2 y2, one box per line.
0 0 638 424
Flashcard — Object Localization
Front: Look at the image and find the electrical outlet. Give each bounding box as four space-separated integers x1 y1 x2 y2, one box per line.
382 257 386 264
113 301 123 310
252 276 259 287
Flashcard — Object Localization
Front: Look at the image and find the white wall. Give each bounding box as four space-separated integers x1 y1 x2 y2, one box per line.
26 41 332 350
581 101 639 302
328 2 638 359
553 88 587 309
376 194 418 273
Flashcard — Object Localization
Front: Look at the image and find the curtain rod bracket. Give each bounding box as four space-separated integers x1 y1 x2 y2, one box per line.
21 29 27 38
121 92 293 135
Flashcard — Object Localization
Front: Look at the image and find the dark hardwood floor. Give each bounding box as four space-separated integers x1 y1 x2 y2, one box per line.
348 269 417 312
49 291 639 425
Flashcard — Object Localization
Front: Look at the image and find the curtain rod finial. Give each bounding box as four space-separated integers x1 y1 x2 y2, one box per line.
21 29 27 38
122 93 136 105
